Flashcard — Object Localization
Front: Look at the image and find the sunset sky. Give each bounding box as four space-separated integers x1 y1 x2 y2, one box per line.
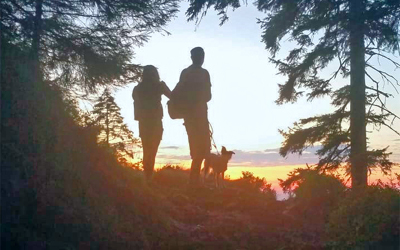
111 3 400 184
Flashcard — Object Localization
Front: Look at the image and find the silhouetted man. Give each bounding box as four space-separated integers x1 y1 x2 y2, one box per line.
175 47 212 186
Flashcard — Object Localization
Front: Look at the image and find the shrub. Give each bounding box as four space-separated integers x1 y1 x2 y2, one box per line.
153 165 189 188
279 167 346 212
326 185 400 249
234 171 276 200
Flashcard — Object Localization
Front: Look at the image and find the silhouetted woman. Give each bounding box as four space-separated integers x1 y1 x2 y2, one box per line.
133 65 171 181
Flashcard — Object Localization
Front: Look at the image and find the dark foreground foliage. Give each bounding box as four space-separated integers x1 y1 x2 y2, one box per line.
1 40 170 249
327 184 400 249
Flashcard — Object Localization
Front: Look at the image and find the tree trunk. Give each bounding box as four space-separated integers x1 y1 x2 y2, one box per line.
27 0 44 153
349 0 368 188
106 104 110 147
32 0 43 77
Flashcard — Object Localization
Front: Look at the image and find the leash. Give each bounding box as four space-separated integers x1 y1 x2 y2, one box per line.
209 121 220 155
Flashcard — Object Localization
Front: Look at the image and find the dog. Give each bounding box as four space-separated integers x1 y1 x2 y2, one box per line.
203 146 235 188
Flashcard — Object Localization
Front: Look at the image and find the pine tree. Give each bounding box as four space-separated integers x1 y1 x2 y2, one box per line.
1 0 179 93
91 88 139 161
185 0 400 188
1 0 176 166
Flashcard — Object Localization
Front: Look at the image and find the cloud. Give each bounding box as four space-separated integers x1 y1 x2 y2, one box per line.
157 154 191 160
388 144 400 163
159 146 181 150
229 148 320 167
263 149 279 154
154 146 322 167
155 144 400 167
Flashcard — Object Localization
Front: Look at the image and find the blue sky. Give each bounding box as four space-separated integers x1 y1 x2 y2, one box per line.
113 3 400 167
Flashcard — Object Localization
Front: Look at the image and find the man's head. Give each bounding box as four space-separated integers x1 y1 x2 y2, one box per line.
190 47 205 66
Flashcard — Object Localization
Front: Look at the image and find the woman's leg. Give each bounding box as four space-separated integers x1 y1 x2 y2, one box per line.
141 137 152 181
140 120 162 182
148 137 161 177
147 121 163 180
140 120 154 182
142 137 161 182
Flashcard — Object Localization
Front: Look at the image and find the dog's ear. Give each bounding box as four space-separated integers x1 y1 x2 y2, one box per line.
221 146 227 154
230 151 235 155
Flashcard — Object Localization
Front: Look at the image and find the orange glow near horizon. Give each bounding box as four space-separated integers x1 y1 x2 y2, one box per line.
225 165 303 192
150 161 399 184
141 157 400 199
151 163 304 192
129 157 400 193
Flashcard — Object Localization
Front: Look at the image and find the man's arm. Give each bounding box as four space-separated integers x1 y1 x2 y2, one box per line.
179 69 186 83
172 69 186 101
132 86 138 100
204 70 212 102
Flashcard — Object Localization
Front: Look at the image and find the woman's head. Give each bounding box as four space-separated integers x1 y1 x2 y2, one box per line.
142 65 160 83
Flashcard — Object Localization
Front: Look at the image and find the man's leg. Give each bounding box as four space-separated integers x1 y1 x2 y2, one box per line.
185 118 210 187
189 157 203 186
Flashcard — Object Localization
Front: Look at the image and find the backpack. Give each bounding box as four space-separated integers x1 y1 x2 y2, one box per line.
167 82 186 119
167 100 184 119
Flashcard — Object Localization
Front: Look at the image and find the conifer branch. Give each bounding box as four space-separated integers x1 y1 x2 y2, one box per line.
366 63 399 93
365 86 391 98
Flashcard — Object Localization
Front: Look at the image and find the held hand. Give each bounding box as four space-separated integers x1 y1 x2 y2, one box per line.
160 80 172 99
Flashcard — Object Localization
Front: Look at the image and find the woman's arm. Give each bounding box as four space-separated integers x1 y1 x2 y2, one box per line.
160 81 172 99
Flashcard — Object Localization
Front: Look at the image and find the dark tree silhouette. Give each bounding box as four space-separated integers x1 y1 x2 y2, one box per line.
1 0 177 171
1 1 173 248
91 88 139 160
185 0 400 188
1 0 179 93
